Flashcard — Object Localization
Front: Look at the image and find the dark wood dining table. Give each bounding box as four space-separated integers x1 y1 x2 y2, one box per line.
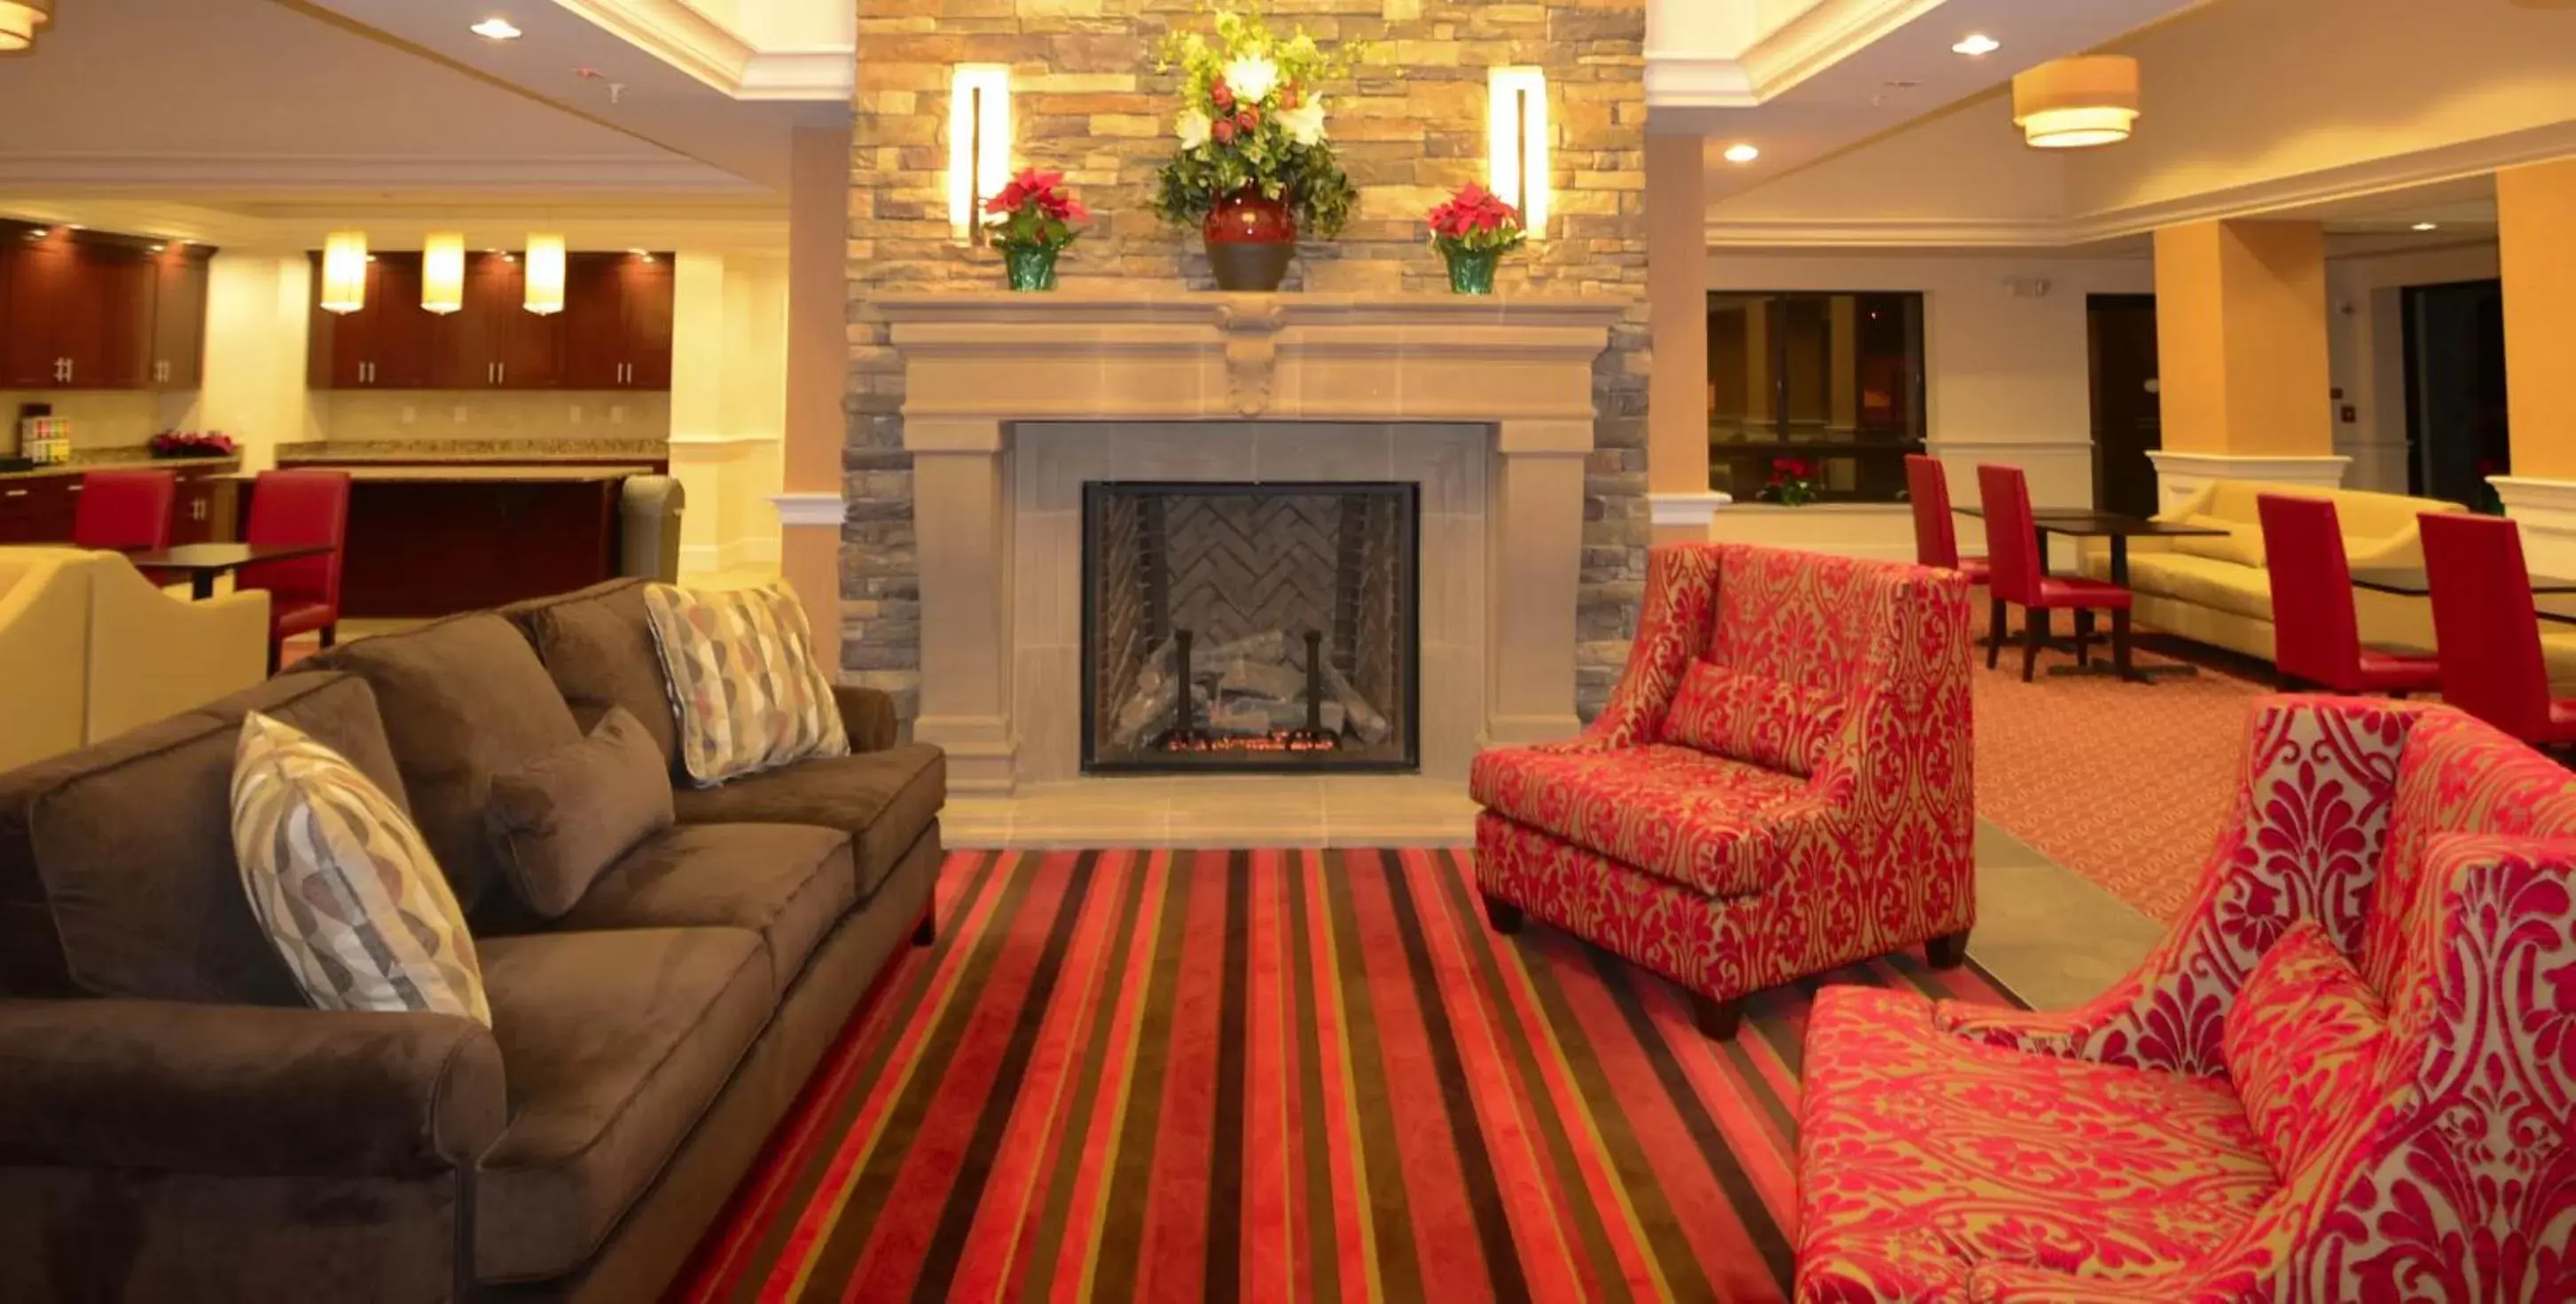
128 542 335 601
2351 567 2576 626
1956 507 2229 680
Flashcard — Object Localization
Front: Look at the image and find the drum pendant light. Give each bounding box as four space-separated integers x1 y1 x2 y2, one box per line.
422 232 466 315
2012 56 2141 149
0 1 54 53
524 233 567 315
320 230 369 314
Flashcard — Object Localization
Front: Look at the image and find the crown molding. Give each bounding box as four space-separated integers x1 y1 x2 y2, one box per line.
736 51 856 102
1643 53 1758 108
552 0 850 103
770 492 845 528
1742 0 1948 99
1708 217 2079 248
0 153 759 194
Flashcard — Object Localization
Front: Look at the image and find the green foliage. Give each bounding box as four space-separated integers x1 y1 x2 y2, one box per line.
1150 3 1366 238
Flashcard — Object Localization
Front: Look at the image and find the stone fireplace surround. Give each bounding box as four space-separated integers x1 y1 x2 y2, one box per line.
876 292 1625 795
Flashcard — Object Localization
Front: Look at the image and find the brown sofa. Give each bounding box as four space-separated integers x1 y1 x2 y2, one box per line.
0 578 945 1302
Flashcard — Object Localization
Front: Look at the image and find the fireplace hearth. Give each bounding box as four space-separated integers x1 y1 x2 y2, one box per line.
1083 482 1419 774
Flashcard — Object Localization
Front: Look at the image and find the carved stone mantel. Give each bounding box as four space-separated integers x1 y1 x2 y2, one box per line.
873 292 1623 793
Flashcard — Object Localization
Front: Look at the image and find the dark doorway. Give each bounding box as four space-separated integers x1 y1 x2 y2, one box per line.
2402 279 2509 510
2088 295 2162 518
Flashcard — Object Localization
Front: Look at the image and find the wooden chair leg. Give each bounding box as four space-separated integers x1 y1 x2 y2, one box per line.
2072 609 2094 666
912 912 936 947
1693 992 1743 1040
1482 892 1524 936
266 640 283 676
2276 669 2301 692
2022 607 2047 683
1986 599 2007 671
318 625 337 649
1926 930 1971 969
2112 609 2136 681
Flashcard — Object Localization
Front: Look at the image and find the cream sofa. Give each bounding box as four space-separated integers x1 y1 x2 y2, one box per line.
0 547 270 773
2075 481 2462 669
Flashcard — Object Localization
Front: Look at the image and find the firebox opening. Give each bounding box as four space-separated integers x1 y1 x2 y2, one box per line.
1081 481 1421 774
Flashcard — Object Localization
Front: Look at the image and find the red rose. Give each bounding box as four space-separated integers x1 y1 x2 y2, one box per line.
1236 106 1259 130
1210 77 1233 109
1212 118 1237 145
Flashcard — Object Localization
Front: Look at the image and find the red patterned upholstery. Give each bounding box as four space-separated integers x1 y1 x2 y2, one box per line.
1663 663 1847 777
1795 697 2576 1301
1472 542 1974 1017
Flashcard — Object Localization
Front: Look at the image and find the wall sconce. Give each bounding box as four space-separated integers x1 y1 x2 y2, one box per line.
1488 67 1551 236
320 230 369 314
422 232 466 315
948 64 1013 243
524 232 567 315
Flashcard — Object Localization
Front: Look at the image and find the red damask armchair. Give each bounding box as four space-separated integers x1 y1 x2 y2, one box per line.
1794 696 2576 1301
1470 542 1976 1038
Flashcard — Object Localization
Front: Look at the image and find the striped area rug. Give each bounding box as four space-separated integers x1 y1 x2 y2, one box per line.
670 848 2020 1304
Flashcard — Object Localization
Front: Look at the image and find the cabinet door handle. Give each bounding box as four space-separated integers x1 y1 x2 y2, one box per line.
66 483 81 493
61 358 72 383
3 490 27 499
497 363 506 386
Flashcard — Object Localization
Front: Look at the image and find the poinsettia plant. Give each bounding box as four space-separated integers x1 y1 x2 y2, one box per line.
1150 4 1362 236
1766 456 1818 507
983 169 1089 251
1426 182 1527 255
148 430 237 459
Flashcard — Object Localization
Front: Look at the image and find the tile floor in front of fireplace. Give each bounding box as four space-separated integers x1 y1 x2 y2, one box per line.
940 781 2165 1010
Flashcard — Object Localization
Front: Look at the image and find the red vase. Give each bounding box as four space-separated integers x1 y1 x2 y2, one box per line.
1203 186 1298 291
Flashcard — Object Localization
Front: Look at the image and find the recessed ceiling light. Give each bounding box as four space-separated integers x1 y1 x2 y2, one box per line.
1953 34 2001 56
470 17 522 40
2413 222 2440 232
1724 143 1761 164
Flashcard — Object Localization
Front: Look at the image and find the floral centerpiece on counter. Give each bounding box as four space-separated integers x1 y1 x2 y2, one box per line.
1152 4 1362 291
1425 182 1527 295
1765 456 1819 507
148 430 238 459
983 168 1089 292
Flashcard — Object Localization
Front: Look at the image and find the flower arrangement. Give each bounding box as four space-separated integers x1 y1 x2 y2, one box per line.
1152 4 1363 288
148 430 237 459
1425 182 1526 295
983 168 1089 291
1766 456 1819 507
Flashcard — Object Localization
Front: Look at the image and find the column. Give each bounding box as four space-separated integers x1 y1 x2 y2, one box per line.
1644 132 1721 540
772 123 856 678
667 253 730 574
2146 219 2346 507
905 419 1017 793
2493 158 2576 573
1488 420 1591 747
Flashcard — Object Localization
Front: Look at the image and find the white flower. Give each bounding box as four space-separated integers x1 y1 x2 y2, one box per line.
1223 56 1280 105
1176 107 1213 150
1278 98 1327 147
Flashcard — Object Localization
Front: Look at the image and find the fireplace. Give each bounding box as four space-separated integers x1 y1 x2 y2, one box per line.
1081 481 1420 774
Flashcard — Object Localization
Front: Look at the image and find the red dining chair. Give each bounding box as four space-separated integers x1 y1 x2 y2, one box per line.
1976 463 2134 682
2257 493 2439 696
237 470 351 674
72 469 176 554
1905 454 1988 585
2420 512 2576 748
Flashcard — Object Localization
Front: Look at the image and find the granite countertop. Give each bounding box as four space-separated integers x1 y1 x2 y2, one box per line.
221 464 657 484
275 439 669 465
0 452 241 483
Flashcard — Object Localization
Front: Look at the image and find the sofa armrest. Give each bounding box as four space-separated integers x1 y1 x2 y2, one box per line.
0 999 505 1177
834 683 900 752
84 554 270 742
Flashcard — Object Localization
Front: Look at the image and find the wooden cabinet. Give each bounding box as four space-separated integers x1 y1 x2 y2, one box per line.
308 247 671 392
0 224 207 392
0 475 78 544
0 460 239 546
563 253 674 389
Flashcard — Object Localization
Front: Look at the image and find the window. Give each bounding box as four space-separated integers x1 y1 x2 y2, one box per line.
1707 291 1926 503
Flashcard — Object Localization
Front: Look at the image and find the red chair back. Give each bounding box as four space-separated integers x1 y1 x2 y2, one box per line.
1974 464 2044 605
72 469 176 554
239 470 351 615
2258 494 2361 687
1904 454 1961 570
2421 513 2553 740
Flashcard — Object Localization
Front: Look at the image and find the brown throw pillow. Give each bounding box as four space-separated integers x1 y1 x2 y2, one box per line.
487 707 676 918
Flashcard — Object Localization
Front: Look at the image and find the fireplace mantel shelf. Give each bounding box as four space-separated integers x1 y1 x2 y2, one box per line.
872 289 1628 328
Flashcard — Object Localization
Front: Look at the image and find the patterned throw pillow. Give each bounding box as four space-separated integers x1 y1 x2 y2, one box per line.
643 583 850 787
230 712 491 1026
1662 660 1849 777
2220 919 2392 1175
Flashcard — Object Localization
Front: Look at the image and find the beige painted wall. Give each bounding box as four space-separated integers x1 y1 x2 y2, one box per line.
0 390 193 452
196 253 317 471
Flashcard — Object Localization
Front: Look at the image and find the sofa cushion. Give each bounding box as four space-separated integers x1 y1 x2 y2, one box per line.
1797 985 2277 1296
2124 553 2275 622
2172 513 2266 568
488 708 677 919
2221 921 2392 1176
1469 742 1812 897
556 824 855 999
669 744 945 901
231 712 491 1025
474 927 771 1284
16 674 402 1007
643 583 848 787
502 579 681 772
1661 661 1846 777
300 615 584 915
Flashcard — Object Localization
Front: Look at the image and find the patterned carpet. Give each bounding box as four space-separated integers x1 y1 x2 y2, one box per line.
669 848 2019 1304
1971 635 2267 923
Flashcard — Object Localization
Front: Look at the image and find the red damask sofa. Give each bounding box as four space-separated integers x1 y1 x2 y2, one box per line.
1794 696 2576 1301
1470 542 1976 1037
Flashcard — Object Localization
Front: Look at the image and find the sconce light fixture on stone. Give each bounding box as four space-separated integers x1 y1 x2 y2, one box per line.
949 64 1014 243
1488 67 1550 238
